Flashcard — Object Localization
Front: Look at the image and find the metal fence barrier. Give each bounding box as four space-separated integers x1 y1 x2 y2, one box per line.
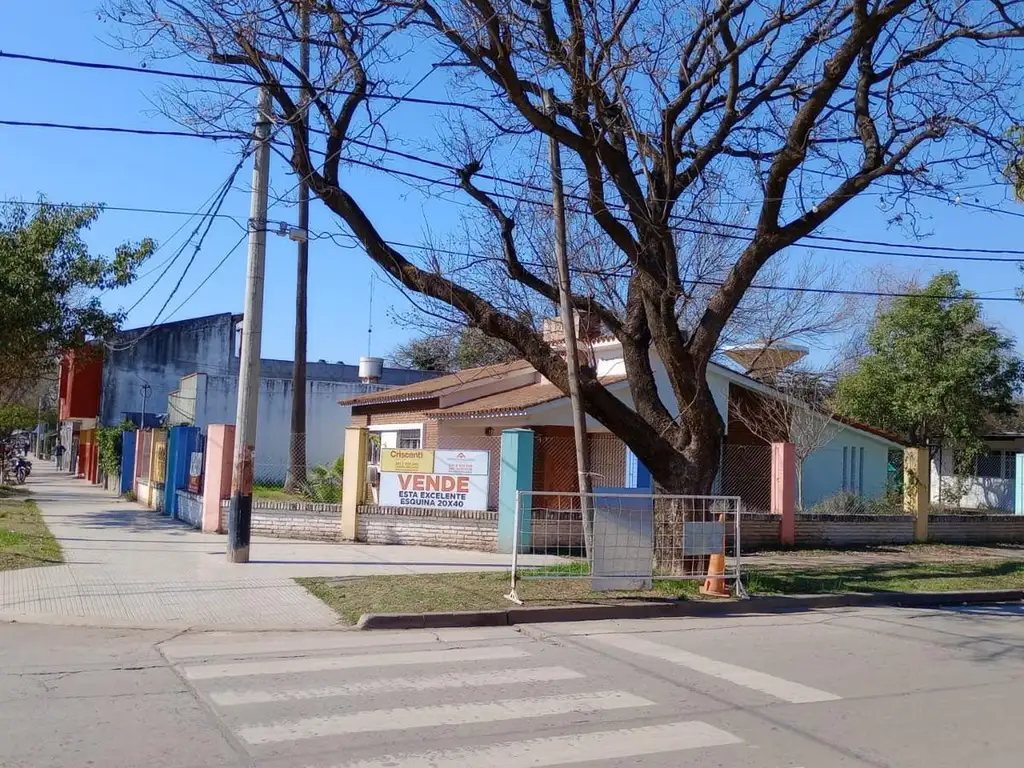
507 490 742 602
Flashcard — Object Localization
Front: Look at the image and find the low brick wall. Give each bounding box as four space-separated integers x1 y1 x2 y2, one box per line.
793 514 915 547
175 490 203 529
357 505 499 552
217 499 343 541
740 515 781 551
929 514 1024 544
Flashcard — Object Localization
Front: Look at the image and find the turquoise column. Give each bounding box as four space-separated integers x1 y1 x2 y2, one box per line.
1016 454 1024 515
498 428 534 554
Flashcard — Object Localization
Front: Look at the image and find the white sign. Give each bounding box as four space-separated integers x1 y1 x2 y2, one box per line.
433 449 489 476
379 471 489 511
188 452 204 477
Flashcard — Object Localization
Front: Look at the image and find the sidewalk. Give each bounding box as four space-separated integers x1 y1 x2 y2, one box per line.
0 464 553 630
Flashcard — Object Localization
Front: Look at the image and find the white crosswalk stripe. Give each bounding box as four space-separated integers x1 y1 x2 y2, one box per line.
182 645 529 680
238 690 654 745
589 633 841 704
210 666 584 706
161 630 441 662
168 632 823 766
324 721 744 768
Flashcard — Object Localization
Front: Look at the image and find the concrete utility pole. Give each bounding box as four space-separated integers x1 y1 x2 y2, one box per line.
543 90 594 551
228 87 272 564
140 384 152 429
286 3 310 493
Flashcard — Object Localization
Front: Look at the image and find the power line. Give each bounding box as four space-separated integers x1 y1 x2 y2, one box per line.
10 48 1024 247
9 117 1024 262
0 50 501 116
0 119 243 141
164 233 248 321
321 229 1023 303
106 150 251 351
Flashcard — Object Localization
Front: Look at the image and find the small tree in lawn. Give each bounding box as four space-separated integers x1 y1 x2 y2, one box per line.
833 272 1024 493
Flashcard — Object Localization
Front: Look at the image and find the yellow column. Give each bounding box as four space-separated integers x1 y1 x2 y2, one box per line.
340 427 368 540
903 447 930 542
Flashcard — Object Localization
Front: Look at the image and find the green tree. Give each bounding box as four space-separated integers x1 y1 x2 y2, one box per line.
392 328 519 373
0 201 153 402
833 272 1023 452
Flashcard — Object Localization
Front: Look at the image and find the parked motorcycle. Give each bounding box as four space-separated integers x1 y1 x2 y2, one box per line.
12 456 31 484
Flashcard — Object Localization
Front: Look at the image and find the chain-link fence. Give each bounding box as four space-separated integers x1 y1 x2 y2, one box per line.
252 433 344 503
508 490 742 600
718 443 772 514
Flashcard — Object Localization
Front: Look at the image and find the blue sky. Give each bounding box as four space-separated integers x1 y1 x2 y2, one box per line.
3 1 1023 368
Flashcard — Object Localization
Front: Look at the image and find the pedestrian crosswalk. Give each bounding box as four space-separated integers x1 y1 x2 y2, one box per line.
328 721 744 768
164 628 836 767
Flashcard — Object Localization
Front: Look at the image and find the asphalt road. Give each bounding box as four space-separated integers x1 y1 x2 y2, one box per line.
2 603 1024 767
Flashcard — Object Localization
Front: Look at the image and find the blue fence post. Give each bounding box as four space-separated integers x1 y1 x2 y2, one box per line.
120 431 136 495
498 429 534 554
165 426 200 519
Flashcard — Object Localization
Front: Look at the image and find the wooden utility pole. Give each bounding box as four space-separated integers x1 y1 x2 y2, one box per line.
543 90 593 551
286 2 310 493
228 87 272 563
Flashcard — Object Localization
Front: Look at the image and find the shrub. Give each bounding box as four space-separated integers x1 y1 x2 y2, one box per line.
808 490 904 516
304 455 343 503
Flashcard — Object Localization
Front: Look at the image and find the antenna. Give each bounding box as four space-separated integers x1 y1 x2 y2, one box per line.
366 272 375 357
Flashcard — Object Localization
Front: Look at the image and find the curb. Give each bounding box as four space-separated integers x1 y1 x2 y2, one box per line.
356 589 1024 630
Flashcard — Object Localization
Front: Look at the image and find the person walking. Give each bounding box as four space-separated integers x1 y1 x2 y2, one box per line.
54 440 65 471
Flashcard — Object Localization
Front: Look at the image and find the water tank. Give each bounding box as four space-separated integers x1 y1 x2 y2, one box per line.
359 356 384 383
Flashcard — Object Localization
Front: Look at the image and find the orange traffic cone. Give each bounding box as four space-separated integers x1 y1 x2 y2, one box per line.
700 553 730 597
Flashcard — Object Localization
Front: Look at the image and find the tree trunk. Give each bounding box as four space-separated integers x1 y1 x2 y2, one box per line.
645 399 724 577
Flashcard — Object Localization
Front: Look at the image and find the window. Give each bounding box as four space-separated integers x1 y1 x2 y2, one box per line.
841 446 864 495
975 451 1004 479
397 429 421 449
972 450 1016 480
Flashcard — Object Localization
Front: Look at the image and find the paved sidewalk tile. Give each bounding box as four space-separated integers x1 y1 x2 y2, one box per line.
1 464 548 629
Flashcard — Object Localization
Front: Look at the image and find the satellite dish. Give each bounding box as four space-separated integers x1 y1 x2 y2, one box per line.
723 341 809 377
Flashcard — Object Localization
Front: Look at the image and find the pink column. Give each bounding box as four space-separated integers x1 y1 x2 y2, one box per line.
133 430 145 497
771 442 796 547
201 424 235 533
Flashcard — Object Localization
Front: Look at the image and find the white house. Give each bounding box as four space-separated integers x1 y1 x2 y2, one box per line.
930 435 1022 513
343 332 904 511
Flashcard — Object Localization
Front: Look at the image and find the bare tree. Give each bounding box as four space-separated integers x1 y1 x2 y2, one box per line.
731 364 843 508
109 0 1024 567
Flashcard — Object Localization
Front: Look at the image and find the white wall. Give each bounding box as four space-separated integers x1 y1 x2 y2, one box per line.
190 373 378 483
929 440 1021 512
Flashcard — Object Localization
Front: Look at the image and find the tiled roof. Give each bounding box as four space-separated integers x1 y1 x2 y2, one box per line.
428 376 627 419
339 359 534 406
